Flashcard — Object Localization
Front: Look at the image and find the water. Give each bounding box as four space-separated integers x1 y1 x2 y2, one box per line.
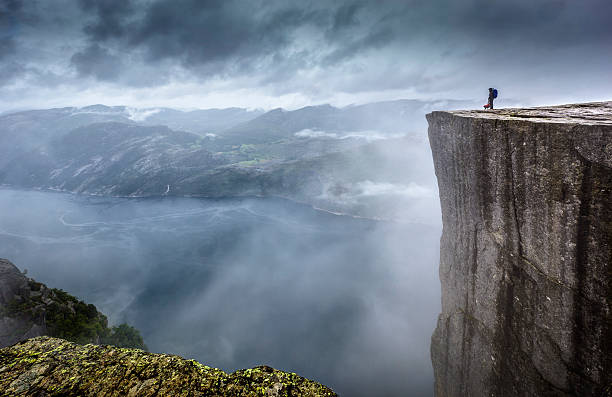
0 187 440 396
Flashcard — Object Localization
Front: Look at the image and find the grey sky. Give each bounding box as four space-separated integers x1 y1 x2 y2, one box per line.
1 0 611 111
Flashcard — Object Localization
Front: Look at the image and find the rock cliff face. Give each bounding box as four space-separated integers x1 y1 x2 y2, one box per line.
0 337 336 396
0 258 145 349
427 102 612 396
0 259 47 346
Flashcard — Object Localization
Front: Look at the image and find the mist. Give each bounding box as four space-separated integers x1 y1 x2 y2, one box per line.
0 96 448 395
0 187 440 396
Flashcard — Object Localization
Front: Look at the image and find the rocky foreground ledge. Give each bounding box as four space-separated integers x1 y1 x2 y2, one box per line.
0 337 336 396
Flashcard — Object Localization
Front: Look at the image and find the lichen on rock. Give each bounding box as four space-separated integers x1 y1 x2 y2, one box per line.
0 337 337 396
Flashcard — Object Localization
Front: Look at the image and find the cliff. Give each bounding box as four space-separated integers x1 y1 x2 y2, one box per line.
0 258 145 349
0 337 337 396
427 102 612 396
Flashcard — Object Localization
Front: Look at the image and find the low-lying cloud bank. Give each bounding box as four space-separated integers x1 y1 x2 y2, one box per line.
295 128 406 142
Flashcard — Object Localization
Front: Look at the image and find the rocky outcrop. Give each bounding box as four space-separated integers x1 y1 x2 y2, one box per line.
0 337 336 396
0 258 145 350
427 102 612 396
0 259 47 347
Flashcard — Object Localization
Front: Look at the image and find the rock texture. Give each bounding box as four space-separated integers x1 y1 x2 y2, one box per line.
0 259 49 347
0 337 337 396
427 102 612 396
0 258 145 350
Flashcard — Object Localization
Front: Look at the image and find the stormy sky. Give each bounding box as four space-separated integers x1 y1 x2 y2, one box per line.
1 0 610 112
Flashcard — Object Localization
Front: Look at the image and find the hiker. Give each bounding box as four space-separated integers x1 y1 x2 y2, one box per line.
484 88 498 109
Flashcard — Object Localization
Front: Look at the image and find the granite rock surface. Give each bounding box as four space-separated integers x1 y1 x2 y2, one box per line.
427 102 612 396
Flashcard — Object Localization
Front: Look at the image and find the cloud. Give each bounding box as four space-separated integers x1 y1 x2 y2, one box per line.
353 181 433 199
0 0 611 110
295 128 406 142
125 107 160 122
78 0 135 42
71 44 123 80
0 0 22 55
0 60 24 85
294 129 339 139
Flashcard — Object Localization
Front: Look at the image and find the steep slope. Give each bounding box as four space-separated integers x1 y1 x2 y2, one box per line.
2 122 225 196
427 102 612 396
0 105 261 169
0 106 133 168
0 337 336 396
0 258 145 350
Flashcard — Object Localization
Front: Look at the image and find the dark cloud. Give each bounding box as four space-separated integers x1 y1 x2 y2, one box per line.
330 1 364 32
0 0 22 60
78 0 135 41
0 0 611 107
98 0 329 73
71 44 123 80
0 60 24 84
68 0 612 81
131 1 279 64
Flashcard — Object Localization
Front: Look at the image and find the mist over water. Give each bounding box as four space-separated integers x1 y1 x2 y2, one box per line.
0 187 440 396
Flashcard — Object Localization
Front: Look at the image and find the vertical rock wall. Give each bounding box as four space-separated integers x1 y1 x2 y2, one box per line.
427 103 612 396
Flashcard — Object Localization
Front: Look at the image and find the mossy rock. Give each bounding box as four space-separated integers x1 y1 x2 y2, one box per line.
0 337 337 396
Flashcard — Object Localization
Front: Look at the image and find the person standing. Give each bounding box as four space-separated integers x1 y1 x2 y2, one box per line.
485 87 497 109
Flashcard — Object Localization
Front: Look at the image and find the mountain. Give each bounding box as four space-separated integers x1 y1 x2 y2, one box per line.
0 258 145 349
140 107 264 135
0 99 450 220
0 105 262 169
2 122 226 196
218 99 476 145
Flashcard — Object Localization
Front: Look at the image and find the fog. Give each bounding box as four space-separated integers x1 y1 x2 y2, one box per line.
0 97 446 395
295 129 407 142
0 187 440 396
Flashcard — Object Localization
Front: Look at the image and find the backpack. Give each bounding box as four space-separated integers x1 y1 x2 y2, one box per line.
493 89 498 98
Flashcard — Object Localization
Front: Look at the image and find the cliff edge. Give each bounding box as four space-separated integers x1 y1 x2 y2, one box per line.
427 102 612 396
0 337 336 396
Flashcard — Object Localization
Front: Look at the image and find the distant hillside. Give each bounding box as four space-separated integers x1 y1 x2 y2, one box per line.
1 122 226 196
0 99 452 220
0 258 146 350
0 105 261 169
218 99 475 145
140 107 264 134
